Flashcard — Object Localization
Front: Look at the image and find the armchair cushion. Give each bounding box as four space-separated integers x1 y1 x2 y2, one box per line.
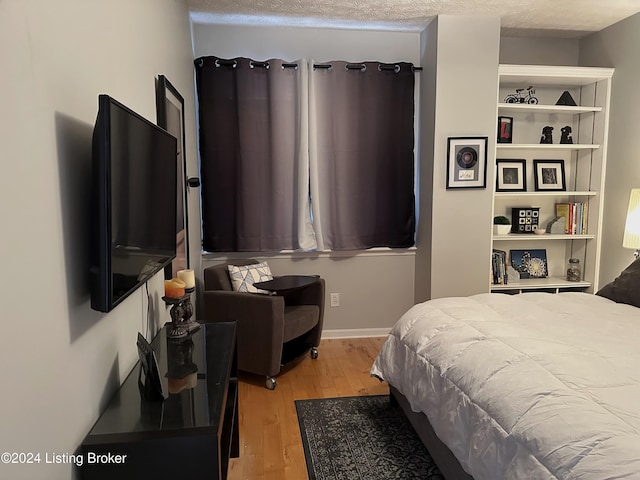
283 305 321 342
228 261 273 293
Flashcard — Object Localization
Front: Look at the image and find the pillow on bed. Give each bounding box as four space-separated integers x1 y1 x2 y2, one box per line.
228 262 273 294
596 258 640 307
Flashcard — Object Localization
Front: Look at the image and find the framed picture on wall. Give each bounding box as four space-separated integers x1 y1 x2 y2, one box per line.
446 136 488 189
156 75 189 279
496 159 526 192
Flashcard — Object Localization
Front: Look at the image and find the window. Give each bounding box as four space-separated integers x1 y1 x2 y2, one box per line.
195 56 416 252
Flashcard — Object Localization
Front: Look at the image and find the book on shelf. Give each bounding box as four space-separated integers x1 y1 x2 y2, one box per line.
555 202 588 234
491 249 508 285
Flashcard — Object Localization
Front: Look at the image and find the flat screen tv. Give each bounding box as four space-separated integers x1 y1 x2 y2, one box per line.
90 94 177 312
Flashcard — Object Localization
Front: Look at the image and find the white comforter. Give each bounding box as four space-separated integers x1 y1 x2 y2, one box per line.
370 292 640 479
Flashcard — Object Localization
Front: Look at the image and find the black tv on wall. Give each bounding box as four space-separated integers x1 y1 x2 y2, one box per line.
90 94 177 313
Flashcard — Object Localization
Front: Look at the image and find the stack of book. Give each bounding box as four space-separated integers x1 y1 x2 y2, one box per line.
555 202 588 234
491 249 508 285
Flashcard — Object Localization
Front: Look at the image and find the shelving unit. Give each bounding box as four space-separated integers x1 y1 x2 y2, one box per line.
491 64 613 294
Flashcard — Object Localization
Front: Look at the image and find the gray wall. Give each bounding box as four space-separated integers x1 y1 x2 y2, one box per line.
416 15 501 301
500 36 579 65
579 12 640 285
415 20 438 302
0 1 196 478
192 23 420 333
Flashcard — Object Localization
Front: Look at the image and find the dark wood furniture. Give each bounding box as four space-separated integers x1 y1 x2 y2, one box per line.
80 322 239 480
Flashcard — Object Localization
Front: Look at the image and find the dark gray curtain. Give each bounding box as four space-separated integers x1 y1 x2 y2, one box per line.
310 61 415 250
195 56 310 252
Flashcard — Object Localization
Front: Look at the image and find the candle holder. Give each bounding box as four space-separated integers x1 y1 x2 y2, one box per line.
163 288 200 339
181 287 200 334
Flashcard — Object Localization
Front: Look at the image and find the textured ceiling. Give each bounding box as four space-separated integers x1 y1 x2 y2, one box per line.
187 0 640 38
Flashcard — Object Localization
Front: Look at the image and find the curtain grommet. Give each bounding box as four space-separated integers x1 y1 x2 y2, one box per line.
215 59 238 69
346 63 366 72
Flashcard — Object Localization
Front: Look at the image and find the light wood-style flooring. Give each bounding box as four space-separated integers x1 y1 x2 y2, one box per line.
227 337 389 480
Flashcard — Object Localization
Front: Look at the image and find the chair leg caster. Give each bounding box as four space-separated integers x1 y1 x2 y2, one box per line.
266 377 277 390
310 347 318 359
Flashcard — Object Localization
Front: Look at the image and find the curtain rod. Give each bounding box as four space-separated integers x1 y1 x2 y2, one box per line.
313 63 422 72
198 58 422 72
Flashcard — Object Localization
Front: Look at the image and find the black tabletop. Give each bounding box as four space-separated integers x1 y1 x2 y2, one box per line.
254 275 319 293
85 323 236 439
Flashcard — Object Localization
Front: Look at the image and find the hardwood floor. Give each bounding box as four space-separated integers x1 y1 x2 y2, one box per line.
227 337 390 480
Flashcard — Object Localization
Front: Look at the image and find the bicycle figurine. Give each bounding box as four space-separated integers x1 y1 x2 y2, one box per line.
504 86 539 104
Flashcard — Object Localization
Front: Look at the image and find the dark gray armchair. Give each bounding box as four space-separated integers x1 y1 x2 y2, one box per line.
202 259 325 389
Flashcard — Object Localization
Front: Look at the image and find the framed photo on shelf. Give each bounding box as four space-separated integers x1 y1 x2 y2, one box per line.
510 249 548 279
496 159 526 192
533 159 566 191
497 116 513 143
446 136 488 189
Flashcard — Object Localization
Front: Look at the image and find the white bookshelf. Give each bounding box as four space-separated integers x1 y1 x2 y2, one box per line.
491 64 613 293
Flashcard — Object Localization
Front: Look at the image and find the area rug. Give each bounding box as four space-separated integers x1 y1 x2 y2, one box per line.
295 395 444 480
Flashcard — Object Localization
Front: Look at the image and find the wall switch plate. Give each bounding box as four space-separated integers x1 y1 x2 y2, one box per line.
330 293 340 307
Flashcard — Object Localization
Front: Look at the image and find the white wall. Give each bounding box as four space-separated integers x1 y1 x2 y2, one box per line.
192 22 420 331
0 1 196 479
416 15 501 300
579 12 640 285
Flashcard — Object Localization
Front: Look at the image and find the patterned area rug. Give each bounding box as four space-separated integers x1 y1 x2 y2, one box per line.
295 395 445 480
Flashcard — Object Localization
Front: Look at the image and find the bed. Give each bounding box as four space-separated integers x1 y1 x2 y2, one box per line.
370 291 640 479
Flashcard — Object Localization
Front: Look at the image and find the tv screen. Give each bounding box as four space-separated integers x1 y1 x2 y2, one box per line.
90 95 177 312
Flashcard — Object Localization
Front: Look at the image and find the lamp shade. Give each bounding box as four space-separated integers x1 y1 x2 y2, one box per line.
623 189 640 249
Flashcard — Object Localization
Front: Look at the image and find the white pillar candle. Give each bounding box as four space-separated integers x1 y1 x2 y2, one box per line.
177 269 195 289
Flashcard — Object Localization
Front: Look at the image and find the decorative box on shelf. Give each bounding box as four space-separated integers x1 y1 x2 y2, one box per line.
511 207 540 233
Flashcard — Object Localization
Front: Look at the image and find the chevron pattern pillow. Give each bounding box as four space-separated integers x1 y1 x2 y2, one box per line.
228 262 273 293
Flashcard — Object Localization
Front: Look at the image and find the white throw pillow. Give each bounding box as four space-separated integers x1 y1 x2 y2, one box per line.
228 262 273 294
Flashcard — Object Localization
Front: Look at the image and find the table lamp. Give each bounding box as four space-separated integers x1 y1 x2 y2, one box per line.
623 188 640 259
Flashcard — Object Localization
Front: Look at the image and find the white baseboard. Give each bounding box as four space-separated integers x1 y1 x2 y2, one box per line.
321 327 391 339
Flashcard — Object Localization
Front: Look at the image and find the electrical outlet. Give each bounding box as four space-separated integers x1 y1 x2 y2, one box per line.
330 293 340 307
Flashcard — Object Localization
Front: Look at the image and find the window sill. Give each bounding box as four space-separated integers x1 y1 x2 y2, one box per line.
202 246 416 261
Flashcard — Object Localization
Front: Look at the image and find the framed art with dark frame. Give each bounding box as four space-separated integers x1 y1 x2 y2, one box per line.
446 136 488 189
156 75 189 279
497 116 513 143
533 159 566 191
496 159 527 192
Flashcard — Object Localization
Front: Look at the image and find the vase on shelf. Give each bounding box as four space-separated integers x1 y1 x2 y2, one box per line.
493 224 511 235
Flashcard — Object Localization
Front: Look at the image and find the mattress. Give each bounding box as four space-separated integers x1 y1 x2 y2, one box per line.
370 292 640 479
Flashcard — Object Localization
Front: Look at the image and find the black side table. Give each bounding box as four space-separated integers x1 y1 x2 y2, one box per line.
254 274 320 293
80 323 239 480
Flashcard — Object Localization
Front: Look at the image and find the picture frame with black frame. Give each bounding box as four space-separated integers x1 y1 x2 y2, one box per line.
497 116 513 143
496 159 527 192
156 75 189 279
446 136 488 189
533 159 566 191
137 332 167 401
